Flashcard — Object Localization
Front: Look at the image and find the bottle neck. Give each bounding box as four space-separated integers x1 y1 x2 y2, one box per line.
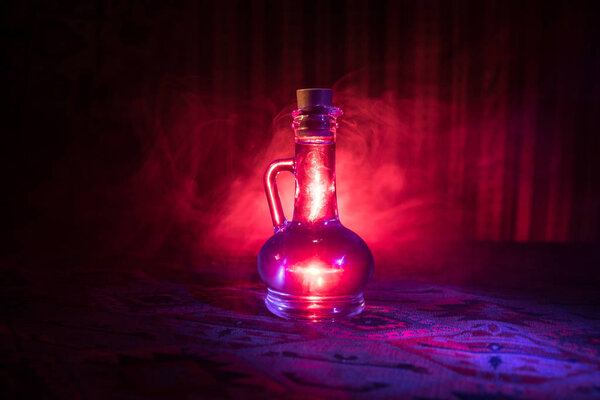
291 105 342 225
293 141 338 224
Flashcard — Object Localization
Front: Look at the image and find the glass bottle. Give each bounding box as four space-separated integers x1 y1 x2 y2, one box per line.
258 88 374 321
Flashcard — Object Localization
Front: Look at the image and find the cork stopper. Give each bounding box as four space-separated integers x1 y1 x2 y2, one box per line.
296 88 333 108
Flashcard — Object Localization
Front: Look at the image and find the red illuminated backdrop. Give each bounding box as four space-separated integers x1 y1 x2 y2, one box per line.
3 1 599 282
4 3 600 398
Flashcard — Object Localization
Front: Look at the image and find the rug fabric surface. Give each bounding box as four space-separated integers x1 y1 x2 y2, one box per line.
1 267 599 399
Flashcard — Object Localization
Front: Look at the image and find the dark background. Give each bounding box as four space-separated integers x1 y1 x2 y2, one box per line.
2 0 599 288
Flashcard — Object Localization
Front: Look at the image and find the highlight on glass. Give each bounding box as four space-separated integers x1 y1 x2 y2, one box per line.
258 88 374 321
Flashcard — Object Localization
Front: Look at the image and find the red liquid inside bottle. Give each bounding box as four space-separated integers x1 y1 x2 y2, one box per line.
258 89 374 320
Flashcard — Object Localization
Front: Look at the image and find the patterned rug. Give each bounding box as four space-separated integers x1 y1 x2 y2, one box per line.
1 264 599 399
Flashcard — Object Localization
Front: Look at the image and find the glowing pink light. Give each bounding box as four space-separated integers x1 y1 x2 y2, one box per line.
304 151 334 222
286 260 343 292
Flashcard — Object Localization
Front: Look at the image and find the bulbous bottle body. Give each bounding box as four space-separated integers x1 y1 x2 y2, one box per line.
258 221 373 320
258 89 373 320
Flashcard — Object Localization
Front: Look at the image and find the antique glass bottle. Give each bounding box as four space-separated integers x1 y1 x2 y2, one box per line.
258 88 374 321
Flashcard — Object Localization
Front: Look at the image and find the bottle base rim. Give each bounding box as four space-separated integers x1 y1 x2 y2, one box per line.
265 289 365 321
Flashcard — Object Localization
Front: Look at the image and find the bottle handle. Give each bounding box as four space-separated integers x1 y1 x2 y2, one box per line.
264 158 295 231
